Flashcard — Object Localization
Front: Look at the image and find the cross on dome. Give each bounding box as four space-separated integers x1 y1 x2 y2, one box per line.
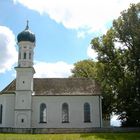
25 20 29 30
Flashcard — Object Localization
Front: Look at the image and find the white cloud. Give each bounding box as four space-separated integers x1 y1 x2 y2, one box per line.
87 45 98 61
0 26 18 73
13 0 139 33
34 61 74 78
77 31 86 39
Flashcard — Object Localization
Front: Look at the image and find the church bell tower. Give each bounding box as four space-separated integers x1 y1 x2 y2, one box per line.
14 21 35 128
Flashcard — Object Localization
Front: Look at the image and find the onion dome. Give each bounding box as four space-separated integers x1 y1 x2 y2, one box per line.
17 20 35 43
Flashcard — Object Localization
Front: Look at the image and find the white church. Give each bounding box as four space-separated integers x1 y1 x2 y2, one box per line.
0 23 102 129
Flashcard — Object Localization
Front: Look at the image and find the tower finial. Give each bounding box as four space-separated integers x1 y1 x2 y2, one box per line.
25 20 29 30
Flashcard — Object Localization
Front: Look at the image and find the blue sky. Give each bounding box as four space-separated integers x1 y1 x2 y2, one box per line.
0 0 139 91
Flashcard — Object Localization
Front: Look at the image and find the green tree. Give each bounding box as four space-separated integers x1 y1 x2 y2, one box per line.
70 59 96 78
91 3 140 127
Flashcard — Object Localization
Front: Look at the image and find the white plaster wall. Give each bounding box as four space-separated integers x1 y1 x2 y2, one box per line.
32 95 101 128
15 91 32 109
14 110 31 128
0 94 15 127
15 68 34 91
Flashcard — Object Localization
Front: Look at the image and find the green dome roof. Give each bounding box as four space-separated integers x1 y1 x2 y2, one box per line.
17 21 35 43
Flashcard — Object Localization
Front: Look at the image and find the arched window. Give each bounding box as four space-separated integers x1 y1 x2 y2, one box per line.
40 103 47 123
29 52 31 59
84 103 91 122
0 104 3 124
23 52 26 59
62 103 69 123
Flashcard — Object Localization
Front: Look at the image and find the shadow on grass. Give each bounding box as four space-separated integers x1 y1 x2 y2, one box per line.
80 133 140 140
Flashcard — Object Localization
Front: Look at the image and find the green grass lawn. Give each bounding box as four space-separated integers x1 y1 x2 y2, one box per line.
0 133 140 140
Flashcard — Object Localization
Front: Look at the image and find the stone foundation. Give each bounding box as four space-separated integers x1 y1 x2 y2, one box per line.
0 127 140 134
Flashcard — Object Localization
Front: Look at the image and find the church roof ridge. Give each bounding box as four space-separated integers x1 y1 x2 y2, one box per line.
1 78 101 96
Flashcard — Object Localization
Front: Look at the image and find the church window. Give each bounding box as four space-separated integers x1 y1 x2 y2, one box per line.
23 52 26 59
21 119 24 123
84 103 91 122
62 103 69 123
29 52 31 59
40 103 47 123
0 104 3 124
